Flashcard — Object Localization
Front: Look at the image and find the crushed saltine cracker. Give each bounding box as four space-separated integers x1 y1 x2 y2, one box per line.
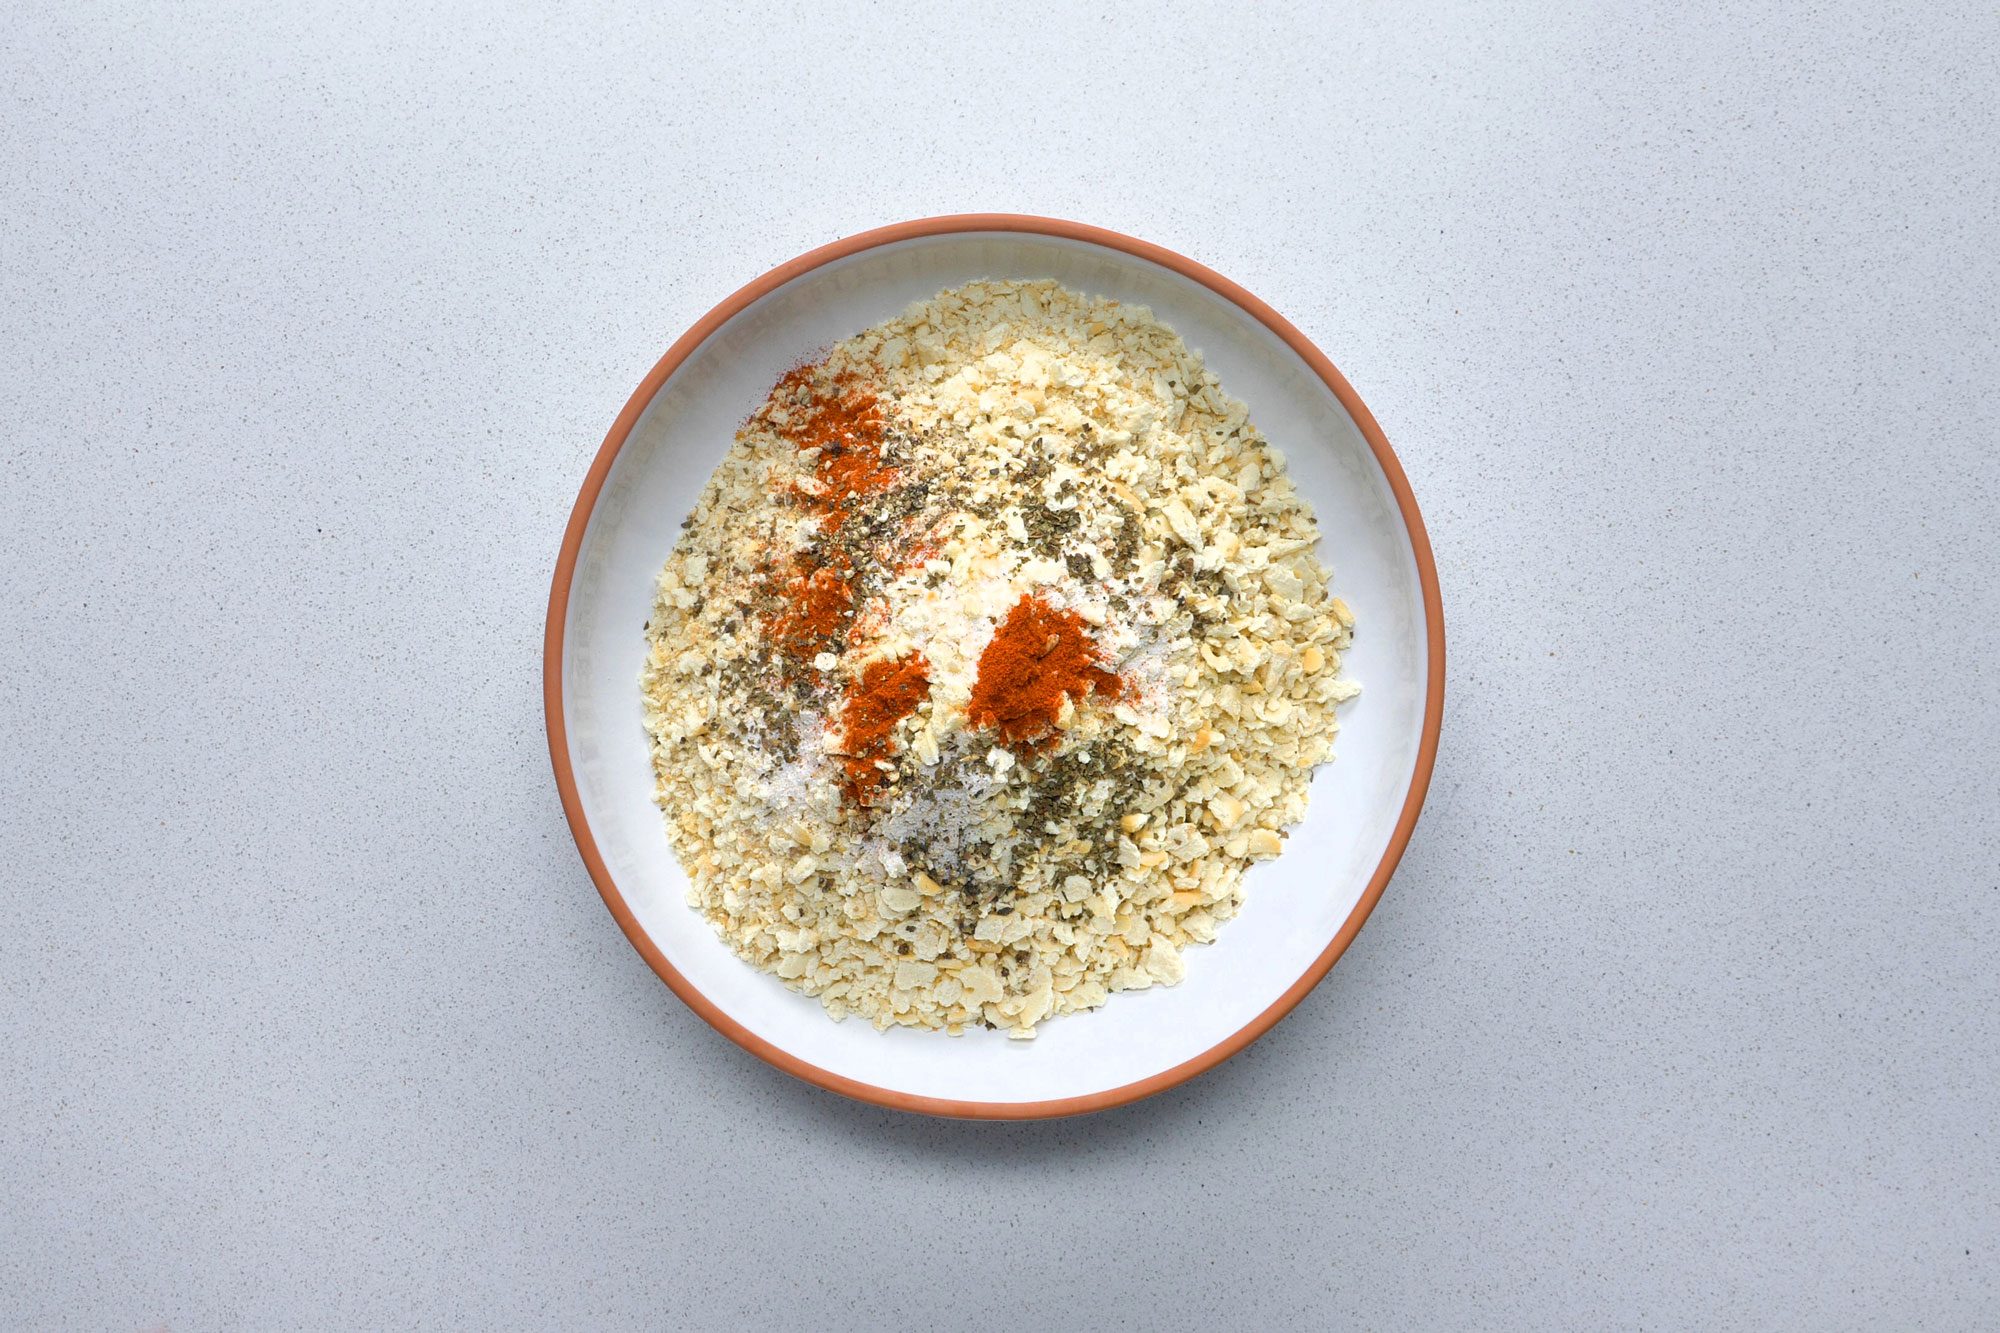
642 280 1358 1037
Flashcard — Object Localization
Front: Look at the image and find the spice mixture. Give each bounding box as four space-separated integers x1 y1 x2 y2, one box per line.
642 280 1358 1036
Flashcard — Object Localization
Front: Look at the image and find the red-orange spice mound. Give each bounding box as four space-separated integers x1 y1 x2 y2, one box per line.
767 551 854 662
967 594 1125 754
836 653 930 805
774 365 895 531
758 364 898 674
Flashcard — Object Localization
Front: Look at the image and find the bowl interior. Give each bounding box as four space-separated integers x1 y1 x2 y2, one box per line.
558 231 1431 1108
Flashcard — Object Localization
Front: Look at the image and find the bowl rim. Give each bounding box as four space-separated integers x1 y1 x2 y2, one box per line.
545 213 1445 1119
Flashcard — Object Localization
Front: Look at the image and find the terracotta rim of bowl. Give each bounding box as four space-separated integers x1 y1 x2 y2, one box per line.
545 214 1445 1119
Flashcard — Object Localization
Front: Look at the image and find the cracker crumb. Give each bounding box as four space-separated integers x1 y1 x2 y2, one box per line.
641 280 1358 1036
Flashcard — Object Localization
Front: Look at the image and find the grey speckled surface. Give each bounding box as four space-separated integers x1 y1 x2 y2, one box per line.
3 2 1996 1328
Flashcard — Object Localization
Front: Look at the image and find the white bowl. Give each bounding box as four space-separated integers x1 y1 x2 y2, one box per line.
546 216 1443 1118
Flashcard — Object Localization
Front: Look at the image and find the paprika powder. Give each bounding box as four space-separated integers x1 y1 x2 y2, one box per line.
966 593 1125 753
835 653 930 805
